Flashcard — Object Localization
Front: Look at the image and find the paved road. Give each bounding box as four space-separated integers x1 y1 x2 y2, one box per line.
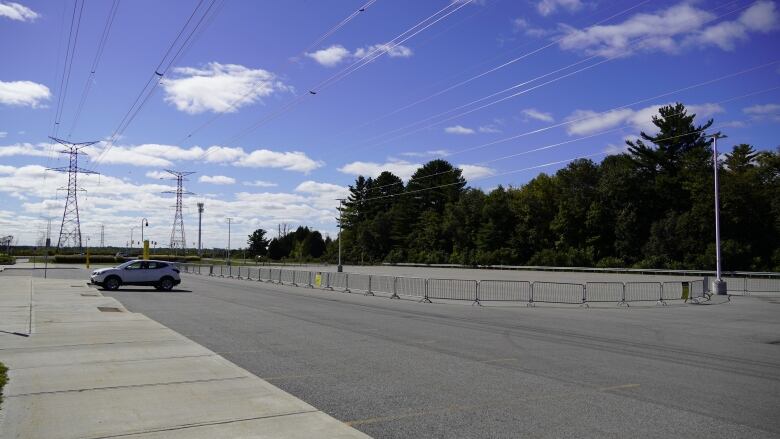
18 268 780 438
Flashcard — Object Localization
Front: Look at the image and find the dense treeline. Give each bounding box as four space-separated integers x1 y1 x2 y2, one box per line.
338 104 780 271
248 226 329 261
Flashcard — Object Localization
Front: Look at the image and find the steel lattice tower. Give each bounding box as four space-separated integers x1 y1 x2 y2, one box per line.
162 170 195 253
47 137 99 250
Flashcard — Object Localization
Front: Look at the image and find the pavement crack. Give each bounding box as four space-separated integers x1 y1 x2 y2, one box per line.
7 376 249 398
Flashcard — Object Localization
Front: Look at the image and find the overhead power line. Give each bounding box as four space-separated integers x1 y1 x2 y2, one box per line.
93 0 222 167
352 0 756 152
51 0 86 138
176 0 381 147
355 82 780 196
67 0 122 139
198 0 476 159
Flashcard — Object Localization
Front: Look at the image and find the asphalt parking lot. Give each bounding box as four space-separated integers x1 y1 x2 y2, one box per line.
11 267 780 438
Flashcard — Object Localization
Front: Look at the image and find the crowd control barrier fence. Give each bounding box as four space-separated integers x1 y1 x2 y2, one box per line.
177 264 779 306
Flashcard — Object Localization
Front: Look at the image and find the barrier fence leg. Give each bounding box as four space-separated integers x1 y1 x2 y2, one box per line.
307 272 313 288
390 277 400 299
618 283 629 307
365 276 374 296
420 279 432 303
326 272 333 290
344 274 351 293
579 285 589 308
472 281 482 306
656 283 667 306
527 282 535 307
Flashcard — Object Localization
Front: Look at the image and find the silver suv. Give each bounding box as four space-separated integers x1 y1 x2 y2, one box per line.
90 260 181 291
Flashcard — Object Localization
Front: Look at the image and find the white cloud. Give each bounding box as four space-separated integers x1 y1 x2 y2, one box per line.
0 163 346 246
338 160 422 181
399 150 450 158
243 180 277 187
199 175 236 185
0 80 50 108
445 125 476 135
161 62 290 114
145 170 169 179
308 43 413 67
458 164 495 181
743 103 780 114
559 2 779 58
0 142 52 158
537 0 583 16
0 2 38 21
354 43 413 59
478 125 502 133
306 45 351 67
566 103 724 136
522 108 554 122
0 131 7 138
235 149 323 173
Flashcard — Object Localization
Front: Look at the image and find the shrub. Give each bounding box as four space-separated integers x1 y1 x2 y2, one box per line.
0 254 14 265
54 255 119 263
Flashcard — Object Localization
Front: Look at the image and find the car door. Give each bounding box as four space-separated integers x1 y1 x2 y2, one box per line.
121 261 144 284
145 261 162 284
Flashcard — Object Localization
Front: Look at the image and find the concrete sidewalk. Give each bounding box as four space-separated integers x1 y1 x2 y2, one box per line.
0 276 370 439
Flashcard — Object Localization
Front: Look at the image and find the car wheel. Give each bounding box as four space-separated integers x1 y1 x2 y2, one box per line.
159 277 174 291
104 276 121 291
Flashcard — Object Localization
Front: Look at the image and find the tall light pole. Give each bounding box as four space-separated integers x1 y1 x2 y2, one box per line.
708 133 728 295
140 218 149 244
226 217 232 265
129 227 137 249
336 198 345 272
197 202 204 256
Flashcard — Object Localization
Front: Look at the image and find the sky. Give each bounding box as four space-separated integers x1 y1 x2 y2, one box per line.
0 0 779 248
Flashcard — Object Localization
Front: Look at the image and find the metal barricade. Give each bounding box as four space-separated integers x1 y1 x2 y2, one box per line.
280 269 295 284
258 267 271 281
245 267 258 280
532 282 584 305
478 280 531 302
661 282 685 301
328 272 348 291
371 275 396 297
723 277 747 294
690 280 704 300
394 277 426 299
746 277 780 293
624 282 662 302
293 270 311 287
584 282 624 305
312 272 327 288
269 268 281 283
347 273 371 294
426 279 478 302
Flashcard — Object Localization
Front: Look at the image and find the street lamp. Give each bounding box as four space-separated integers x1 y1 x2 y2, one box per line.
141 218 149 245
129 227 137 250
336 198 345 272
707 133 728 295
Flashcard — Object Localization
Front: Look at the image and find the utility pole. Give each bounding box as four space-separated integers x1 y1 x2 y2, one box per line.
99 224 105 248
226 217 233 265
336 198 345 272
707 133 728 295
161 170 195 255
46 137 99 251
197 202 204 256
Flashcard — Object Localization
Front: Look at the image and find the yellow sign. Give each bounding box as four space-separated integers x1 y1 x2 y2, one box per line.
315 273 322 287
85 250 90 269
143 240 150 260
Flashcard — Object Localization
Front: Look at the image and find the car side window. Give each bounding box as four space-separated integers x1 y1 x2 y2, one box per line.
147 262 159 269
140 261 149 269
126 262 142 270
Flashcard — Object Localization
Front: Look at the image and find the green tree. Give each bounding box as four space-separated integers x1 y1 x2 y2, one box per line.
246 228 269 257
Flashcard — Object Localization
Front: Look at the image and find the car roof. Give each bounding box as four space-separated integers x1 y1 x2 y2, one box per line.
127 259 171 263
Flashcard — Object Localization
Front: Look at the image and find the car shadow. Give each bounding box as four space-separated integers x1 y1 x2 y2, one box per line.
106 288 193 293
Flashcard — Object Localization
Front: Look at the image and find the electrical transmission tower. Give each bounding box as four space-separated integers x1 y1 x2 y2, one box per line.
162 170 195 254
100 224 105 248
47 137 99 250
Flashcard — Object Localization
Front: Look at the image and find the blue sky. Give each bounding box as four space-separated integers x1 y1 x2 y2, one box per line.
1 0 779 247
